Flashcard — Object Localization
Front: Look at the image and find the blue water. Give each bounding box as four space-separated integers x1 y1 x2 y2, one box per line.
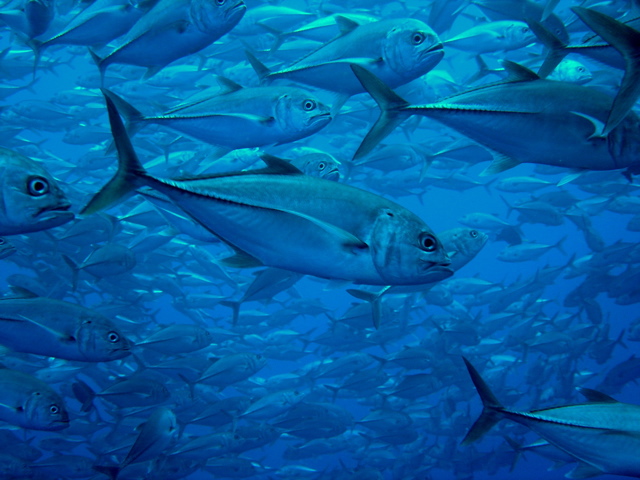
0 0 639 479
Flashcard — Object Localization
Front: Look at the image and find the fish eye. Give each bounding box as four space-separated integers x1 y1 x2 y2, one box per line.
412 32 425 45
107 332 120 343
317 162 326 170
0 239 4 245
578 67 585 72
522 26 529 33
470 230 478 238
49 405 60 415
419 233 437 252
215 0 226 5
27 176 49 196
302 99 316 111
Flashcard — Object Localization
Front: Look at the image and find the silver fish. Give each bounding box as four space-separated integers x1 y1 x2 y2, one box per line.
81 94 451 286
0 368 69 431
463 357 640 478
0 147 73 235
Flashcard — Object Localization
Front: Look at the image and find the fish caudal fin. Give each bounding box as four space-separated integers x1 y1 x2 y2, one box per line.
461 357 504 445
526 19 569 78
572 7 640 136
81 93 147 216
245 50 271 83
350 64 410 159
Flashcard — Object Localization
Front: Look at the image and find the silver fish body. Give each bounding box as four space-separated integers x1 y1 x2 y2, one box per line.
82 94 451 286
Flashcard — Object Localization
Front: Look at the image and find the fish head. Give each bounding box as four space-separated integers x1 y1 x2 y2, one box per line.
24 389 69 431
503 21 536 46
190 0 246 34
0 148 74 235
441 227 489 269
77 317 133 361
383 19 443 79
296 152 343 181
275 92 332 138
369 207 452 285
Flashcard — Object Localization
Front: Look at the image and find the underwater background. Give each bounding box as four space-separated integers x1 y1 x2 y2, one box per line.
0 0 638 478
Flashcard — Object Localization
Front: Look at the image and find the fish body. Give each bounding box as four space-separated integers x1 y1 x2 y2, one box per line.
252 18 444 95
93 0 246 78
0 147 73 235
0 369 69 431
82 94 451 286
351 63 640 176
444 21 535 53
0 297 132 361
463 358 640 478
104 86 331 149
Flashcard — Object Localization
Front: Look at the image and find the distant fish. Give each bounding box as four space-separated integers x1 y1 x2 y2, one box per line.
463 357 640 478
443 21 535 53
0 368 69 431
0 147 74 235
0 237 16 259
81 94 451 286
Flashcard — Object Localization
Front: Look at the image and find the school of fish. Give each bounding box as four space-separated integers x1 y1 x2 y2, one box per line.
0 0 639 478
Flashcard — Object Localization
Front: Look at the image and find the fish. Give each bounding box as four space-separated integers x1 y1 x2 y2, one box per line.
81 93 451 286
0 147 74 235
0 297 132 361
443 20 535 53
463 357 640 479
90 0 246 80
350 62 640 178
247 17 444 98
0 368 69 431
102 84 332 150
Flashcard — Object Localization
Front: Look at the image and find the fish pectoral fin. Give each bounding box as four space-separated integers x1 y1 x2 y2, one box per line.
18 315 75 343
557 169 586 186
501 60 541 82
480 152 520 176
566 462 603 479
569 111 607 139
281 209 369 251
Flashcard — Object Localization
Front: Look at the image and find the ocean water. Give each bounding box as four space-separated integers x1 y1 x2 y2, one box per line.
0 0 638 479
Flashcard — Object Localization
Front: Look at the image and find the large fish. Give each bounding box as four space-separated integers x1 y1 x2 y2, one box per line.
463 357 640 478
0 147 74 235
0 297 132 361
0 368 69 431
102 84 331 149
350 63 640 178
81 94 451 286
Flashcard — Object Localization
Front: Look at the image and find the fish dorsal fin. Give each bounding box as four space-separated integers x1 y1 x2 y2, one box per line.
502 60 541 82
334 15 360 36
577 387 618 403
216 76 243 94
260 154 304 175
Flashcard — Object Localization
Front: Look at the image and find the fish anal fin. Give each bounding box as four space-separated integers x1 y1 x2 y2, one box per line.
480 153 520 176
566 462 603 479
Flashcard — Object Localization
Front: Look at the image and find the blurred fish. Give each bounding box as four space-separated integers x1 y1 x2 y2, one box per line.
463 357 640 478
0 237 16 259
81 94 451 286
0 0 55 40
0 368 69 431
137 324 212 354
0 297 132 361
547 59 592 84
443 21 535 53
0 147 73 235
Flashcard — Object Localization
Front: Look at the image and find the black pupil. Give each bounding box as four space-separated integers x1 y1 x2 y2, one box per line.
423 237 434 249
33 182 44 191
318 163 325 169
51 406 58 413
305 102 313 109
471 230 478 238
415 34 423 43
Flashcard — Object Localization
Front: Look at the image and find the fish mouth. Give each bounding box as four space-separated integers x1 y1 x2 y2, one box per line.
324 169 341 181
309 113 332 128
420 43 444 60
35 203 72 218
227 3 247 20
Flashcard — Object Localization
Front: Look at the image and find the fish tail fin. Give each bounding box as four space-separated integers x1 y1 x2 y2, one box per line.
101 88 145 136
178 374 197 400
555 235 568 255
81 93 147 216
220 300 241 326
350 64 410 159
526 19 568 78
461 357 504 445
72 379 96 413
245 50 271 83
572 6 640 135
93 465 121 480
28 39 44 79
62 255 79 291
88 48 107 87
346 288 385 329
